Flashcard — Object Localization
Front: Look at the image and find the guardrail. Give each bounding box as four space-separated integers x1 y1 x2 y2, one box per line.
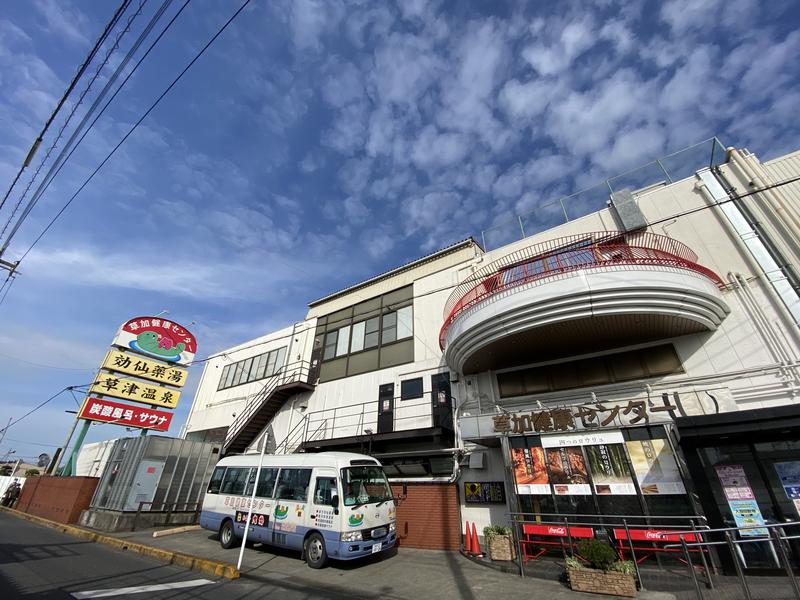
440 231 725 348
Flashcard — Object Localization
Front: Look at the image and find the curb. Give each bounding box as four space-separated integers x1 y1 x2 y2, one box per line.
0 506 239 579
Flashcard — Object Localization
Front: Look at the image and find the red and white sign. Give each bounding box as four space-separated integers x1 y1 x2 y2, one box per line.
613 528 699 542
111 316 197 366
523 524 594 538
79 397 173 432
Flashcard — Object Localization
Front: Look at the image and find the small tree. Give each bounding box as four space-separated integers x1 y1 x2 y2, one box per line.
0 465 11 476
24 469 40 477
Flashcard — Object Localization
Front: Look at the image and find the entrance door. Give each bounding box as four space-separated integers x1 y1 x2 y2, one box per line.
310 470 339 537
377 383 394 434
431 373 452 429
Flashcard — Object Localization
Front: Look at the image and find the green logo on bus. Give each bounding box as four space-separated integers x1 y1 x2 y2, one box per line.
348 513 364 528
274 505 289 520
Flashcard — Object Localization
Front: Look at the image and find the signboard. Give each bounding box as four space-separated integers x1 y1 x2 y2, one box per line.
626 439 686 495
546 447 591 495
90 374 181 409
101 349 188 387
111 316 197 366
235 510 269 527
714 465 768 537
464 482 505 504
78 397 172 432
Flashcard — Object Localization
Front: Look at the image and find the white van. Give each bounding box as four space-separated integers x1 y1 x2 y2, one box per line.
199 451 397 568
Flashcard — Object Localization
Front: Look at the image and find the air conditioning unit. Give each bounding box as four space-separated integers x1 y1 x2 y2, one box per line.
461 452 485 469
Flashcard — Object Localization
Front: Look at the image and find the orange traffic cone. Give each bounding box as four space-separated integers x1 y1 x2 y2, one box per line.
471 522 481 556
464 521 472 553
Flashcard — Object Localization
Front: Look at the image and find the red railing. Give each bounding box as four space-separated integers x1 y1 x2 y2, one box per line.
439 231 725 349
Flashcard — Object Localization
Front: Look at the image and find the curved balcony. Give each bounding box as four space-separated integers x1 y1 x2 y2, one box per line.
440 232 729 374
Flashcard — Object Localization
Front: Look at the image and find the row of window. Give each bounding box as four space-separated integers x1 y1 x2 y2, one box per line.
497 344 683 398
323 305 412 361
217 346 287 391
208 466 313 502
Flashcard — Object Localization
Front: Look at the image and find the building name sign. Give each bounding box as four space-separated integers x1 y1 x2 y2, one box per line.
492 393 708 435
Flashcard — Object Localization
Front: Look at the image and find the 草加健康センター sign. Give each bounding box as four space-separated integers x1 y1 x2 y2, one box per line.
111 316 197 366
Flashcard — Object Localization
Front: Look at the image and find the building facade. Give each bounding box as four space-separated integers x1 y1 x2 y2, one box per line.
184 142 800 564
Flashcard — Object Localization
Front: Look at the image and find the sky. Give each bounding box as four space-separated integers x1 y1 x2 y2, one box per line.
0 0 798 465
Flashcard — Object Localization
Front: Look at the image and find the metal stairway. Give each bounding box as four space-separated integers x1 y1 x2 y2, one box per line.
222 360 314 455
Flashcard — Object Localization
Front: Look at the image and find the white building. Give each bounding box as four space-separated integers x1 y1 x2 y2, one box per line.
184 140 800 562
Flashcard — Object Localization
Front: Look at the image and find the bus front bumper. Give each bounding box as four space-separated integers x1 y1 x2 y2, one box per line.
335 533 396 560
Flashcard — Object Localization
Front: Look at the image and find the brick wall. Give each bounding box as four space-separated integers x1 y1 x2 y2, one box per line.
16 476 99 524
391 482 460 550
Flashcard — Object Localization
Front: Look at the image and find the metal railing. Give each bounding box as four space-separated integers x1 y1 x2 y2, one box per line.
440 231 725 348
480 137 726 251
224 360 312 451
507 511 710 589
662 521 800 600
272 394 442 454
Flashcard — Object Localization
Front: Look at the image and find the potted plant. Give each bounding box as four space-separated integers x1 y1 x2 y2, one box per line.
483 525 516 561
565 538 637 597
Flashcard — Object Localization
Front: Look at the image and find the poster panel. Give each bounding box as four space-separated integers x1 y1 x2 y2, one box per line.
774 461 800 517
585 444 637 495
546 446 591 495
626 439 686 495
714 464 768 537
512 447 550 494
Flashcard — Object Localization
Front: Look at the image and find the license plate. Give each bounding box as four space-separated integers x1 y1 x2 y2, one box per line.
372 543 382 554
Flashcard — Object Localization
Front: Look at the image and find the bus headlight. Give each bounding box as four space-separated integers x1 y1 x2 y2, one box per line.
340 531 363 542
389 522 396 533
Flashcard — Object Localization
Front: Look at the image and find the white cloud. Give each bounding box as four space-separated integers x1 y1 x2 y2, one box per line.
288 0 344 51
33 0 90 45
410 125 470 169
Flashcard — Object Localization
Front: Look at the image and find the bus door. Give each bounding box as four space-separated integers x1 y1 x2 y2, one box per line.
272 467 313 550
310 469 340 548
240 467 278 544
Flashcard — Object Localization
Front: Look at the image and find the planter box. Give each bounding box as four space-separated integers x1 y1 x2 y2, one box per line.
487 535 516 561
567 567 636 597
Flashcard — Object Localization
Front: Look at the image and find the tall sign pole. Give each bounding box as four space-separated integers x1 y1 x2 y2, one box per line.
59 316 197 476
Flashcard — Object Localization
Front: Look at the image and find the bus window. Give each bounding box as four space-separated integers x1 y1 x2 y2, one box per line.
207 466 225 494
245 467 279 498
314 477 337 505
220 467 250 495
275 468 312 502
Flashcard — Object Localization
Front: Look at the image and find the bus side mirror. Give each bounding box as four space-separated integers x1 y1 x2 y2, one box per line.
330 494 340 515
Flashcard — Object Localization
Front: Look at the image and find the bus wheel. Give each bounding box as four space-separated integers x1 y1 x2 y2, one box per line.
305 532 327 569
219 520 239 549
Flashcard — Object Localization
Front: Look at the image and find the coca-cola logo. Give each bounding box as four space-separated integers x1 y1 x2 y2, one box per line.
548 526 566 535
646 531 666 539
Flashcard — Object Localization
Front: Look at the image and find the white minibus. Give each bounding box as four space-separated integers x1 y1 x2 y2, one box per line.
199 451 397 568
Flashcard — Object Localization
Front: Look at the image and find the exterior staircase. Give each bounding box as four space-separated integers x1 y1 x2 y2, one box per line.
222 360 314 455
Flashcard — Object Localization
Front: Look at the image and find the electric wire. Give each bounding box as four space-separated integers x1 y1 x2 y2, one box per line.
0 0 150 250
0 384 91 433
0 0 132 214
13 0 250 264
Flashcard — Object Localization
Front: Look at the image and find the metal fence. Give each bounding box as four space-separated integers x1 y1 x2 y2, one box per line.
481 137 727 251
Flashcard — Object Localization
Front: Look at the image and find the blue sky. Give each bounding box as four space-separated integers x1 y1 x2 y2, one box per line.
0 0 798 464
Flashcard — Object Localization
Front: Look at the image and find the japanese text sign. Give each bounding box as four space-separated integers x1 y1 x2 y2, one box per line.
79 397 172 432
90 374 181 409
101 350 188 387
111 316 197 366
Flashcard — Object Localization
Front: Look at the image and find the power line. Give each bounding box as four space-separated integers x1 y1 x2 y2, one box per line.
14 0 251 264
0 0 132 215
0 351 96 372
0 385 91 433
0 0 149 252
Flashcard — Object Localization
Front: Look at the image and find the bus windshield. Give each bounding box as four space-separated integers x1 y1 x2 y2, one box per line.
341 466 392 507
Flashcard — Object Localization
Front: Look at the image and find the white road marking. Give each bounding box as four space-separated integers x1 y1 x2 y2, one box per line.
71 578 214 598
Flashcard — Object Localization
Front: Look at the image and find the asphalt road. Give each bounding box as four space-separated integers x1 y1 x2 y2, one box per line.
0 513 349 599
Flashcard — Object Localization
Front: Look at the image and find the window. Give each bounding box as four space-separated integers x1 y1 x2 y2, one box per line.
313 477 338 505
245 467 279 498
401 378 423 400
336 325 350 357
220 467 250 495
364 317 380 349
207 466 225 493
397 305 413 339
274 468 312 502
323 331 338 360
341 466 392 506
351 321 365 353
497 344 683 397
216 346 288 390
382 311 397 343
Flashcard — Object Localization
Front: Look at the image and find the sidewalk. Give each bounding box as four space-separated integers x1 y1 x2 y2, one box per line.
107 526 676 600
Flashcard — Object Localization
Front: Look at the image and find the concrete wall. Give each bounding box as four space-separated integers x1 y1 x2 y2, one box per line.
16 476 99 524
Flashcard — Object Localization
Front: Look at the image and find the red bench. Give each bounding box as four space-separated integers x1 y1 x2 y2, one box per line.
522 524 594 561
613 528 703 564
